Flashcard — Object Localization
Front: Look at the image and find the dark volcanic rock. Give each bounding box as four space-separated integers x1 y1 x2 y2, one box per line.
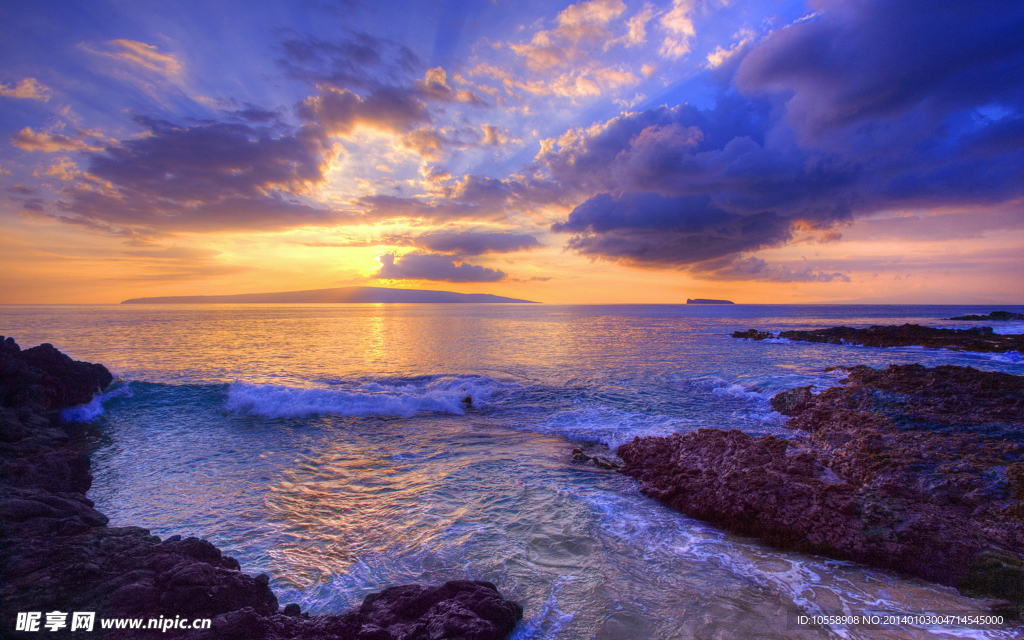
0 337 522 639
167 581 521 640
949 311 1024 321
773 324 1024 353
1 336 113 411
571 447 622 470
731 329 774 340
769 386 814 416
618 364 1024 609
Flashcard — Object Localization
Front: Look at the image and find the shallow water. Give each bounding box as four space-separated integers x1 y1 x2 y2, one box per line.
3 304 1022 638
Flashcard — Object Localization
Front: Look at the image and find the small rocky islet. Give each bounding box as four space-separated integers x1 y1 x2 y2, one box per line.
0 336 522 639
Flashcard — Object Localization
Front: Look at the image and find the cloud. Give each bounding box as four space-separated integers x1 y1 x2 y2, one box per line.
297 86 429 136
705 28 756 72
0 78 51 101
83 39 183 81
416 67 486 105
471 61 638 100
112 244 247 281
690 256 850 282
373 252 507 282
10 127 106 153
353 194 506 223
552 192 794 266
545 0 1024 276
619 4 656 47
735 0 1024 136
481 124 508 146
557 0 626 27
224 103 283 123
38 157 82 181
659 0 696 59
411 231 542 255
277 32 420 90
52 116 339 232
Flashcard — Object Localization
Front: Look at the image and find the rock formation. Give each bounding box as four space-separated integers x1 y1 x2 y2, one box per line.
732 323 1024 353
618 364 1024 613
949 311 1024 321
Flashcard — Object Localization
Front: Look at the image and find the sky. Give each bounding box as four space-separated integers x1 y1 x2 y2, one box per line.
1 0 1022 304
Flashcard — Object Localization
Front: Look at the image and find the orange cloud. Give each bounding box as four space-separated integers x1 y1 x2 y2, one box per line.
90 39 183 80
0 78 51 101
557 0 626 27
10 127 105 153
659 0 696 58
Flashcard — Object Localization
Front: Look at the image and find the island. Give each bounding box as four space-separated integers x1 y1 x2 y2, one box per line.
122 286 537 304
686 298 734 305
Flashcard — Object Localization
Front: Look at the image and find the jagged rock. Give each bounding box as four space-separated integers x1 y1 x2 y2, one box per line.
731 329 774 340
769 386 813 416
767 324 1024 353
618 364 1024 608
0 336 113 411
949 311 1024 321
570 448 621 470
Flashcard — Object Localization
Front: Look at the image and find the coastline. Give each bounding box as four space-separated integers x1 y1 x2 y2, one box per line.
617 360 1024 616
0 336 522 639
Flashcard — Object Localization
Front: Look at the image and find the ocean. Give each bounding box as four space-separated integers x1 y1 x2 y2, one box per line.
3 303 1022 639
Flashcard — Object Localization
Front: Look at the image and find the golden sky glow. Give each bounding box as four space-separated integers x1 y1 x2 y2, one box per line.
1 0 1021 304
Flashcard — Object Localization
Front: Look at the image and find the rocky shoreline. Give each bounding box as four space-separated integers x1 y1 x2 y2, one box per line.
617 363 1024 615
733 323 1024 353
0 336 522 639
949 311 1024 321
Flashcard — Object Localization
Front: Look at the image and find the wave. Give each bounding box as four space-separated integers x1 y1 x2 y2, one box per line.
225 375 515 419
989 351 1024 364
932 323 1024 336
61 383 134 422
521 405 688 450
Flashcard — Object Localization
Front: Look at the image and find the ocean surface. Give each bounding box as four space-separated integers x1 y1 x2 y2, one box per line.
3 304 1023 639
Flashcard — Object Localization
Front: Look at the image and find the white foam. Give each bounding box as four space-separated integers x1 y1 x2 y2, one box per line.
525 405 687 450
60 384 134 422
712 382 771 401
509 586 574 640
989 350 1024 364
933 323 1024 336
225 376 511 419
61 395 105 422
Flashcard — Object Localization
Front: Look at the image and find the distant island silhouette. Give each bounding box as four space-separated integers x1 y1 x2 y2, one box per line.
686 298 735 305
121 286 537 304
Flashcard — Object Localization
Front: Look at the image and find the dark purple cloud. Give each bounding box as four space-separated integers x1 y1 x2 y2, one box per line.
690 256 850 283
56 116 340 232
736 0 1024 135
374 252 506 282
224 104 283 124
354 194 507 223
413 230 541 255
296 86 430 135
277 32 420 91
548 0 1024 276
553 192 794 266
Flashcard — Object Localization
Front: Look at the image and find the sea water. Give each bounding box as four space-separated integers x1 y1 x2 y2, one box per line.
2 304 1022 639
